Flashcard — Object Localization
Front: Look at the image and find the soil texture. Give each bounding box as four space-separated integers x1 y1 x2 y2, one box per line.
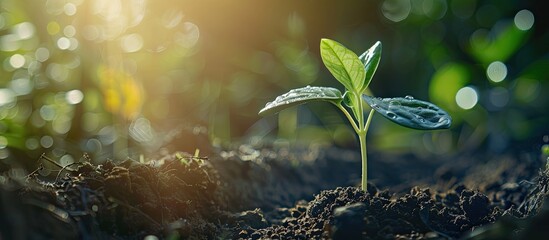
1 145 549 239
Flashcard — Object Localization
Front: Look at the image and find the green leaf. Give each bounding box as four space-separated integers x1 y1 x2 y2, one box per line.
358 41 381 91
320 39 366 92
259 86 343 116
342 91 355 108
362 95 452 130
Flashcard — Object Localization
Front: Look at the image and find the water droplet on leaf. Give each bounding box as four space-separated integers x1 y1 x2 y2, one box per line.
386 111 397 119
388 100 401 110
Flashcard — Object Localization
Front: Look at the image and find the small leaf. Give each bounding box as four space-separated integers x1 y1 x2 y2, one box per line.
259 86 343 116
320 39 366 92
358 41 381 91
342 91 355 108
363 95 452 130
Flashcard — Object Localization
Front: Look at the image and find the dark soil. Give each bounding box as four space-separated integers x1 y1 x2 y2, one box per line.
1 145 549 239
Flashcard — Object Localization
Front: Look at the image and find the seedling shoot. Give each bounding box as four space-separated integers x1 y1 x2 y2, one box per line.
259 38 451 191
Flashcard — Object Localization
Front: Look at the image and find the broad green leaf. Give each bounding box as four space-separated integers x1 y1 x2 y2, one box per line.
320 39 366 92
362 95 452 130
358 41 382 91
259 86 342 116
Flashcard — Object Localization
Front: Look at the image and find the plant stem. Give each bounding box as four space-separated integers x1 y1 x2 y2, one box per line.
358 132 367 191
365 108 375 133
336 104 360 133
360 109 375 191
357 92 365 129
338 101 376 192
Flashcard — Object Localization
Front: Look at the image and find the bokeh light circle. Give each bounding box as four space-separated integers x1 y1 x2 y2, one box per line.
35 47 50 62
40 135 54 148
455 86 478 110
121 33 143 53
64 3 77 16
486 61 507 83
25 138 39 150
514 9 534 31
9 54 25 68
66 90 84 104
57 37 71 50
64 25 76 37
382 0 411 22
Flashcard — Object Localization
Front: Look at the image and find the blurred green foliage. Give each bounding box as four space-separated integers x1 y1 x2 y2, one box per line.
0 0 547 169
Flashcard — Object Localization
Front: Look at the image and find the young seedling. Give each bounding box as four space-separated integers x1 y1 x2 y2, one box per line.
259 38 452 191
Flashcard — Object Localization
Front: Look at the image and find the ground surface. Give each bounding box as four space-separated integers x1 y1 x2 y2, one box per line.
1 144 549 239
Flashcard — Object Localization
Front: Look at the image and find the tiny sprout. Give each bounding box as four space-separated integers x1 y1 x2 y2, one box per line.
259 38 451 192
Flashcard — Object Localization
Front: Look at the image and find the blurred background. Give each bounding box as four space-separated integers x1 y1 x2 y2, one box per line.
0 0 547 170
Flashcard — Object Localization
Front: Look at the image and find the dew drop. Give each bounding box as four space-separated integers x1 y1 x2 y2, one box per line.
389 100 401 110
386 111 397 119
405 95 414 100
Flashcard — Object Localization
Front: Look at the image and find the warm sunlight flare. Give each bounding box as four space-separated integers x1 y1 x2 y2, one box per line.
1 1 548 237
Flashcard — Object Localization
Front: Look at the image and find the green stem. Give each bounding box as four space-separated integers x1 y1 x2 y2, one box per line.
336 104 360 133
338 99 376 192
358 132 367 191
359 109 375 191
365 108 375 132
357 92 365 129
